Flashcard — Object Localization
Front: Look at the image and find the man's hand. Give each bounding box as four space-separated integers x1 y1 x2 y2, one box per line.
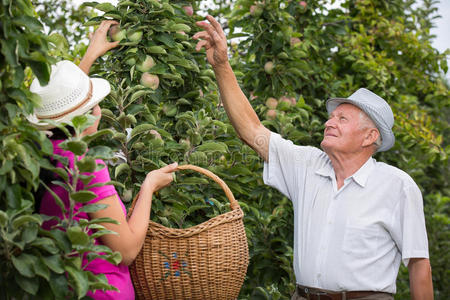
194 15 228 68
193 15 270 161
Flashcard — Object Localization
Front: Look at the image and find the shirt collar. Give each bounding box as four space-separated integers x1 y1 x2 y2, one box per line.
315 162 334 178
350 157 375 187
315 157 375 187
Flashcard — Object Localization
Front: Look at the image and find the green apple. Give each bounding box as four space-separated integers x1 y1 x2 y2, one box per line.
250 5 263 16
125 57 136 66
266 109 277 120
265 97 278 109
128 31 143 43
290 37 301 47
183 5 194 16
109 25 126 41
140 72 159 90
137 55 155 72
264 61 274 74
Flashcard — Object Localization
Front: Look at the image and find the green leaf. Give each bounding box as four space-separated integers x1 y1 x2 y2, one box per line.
48 33 69 50
118 1 139 7
161 2 174 14
88 180 124 189
0 159 13 175
61 140 88 156
22 226 38 244
103 12 122 20
146 63 167 74
12 214 42 229
1 39 18 67
77 203 108 214
39 134 54 155
65 265 89 298
15 0 35 15
34 256 50 281
88 217 120 225
15 273 39 295
48 229 72 252
228 165 253 176
105 251 122 265
82 128 114 144
31 237 59 254
49 273 69 298
183 90 200 99
95 2 116 12
147 46 167 54
76 156 96 173
90 229 119 238
144 0 161 8
169 23 191 33
72 114 97 132
27 60 51 86
67 226 89 246
13 15 43 31
176 98 191 105
179 177 210 185
12 253 36 277
128 90 153 107
188 151 208 166
28 51 48 63
197 141 229 153
86 146 114 160
0 210 7 227
80 174 95 185
40 180 66 214
186 204 210 214
130 123 153 139
70 191 97 203
53 154 70 167
154 33 176 47
88 273 117 290
114 163 131 178
42 255 65 274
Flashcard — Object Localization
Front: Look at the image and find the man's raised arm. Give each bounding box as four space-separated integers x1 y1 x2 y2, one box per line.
194 15 271 161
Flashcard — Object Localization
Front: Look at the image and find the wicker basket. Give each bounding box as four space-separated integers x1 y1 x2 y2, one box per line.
128 164 249 300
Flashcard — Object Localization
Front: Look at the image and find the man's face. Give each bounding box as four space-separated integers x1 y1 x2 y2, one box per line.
320 103 368 155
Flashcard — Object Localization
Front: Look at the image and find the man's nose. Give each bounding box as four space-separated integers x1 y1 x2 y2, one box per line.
325 117 336 127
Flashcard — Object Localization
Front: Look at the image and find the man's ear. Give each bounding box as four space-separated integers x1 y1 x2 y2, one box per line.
362 128 380 148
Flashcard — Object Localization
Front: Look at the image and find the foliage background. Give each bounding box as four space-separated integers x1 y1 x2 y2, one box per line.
0 0 448 299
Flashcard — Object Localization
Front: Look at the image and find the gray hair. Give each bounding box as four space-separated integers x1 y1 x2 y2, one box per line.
359 111 382 149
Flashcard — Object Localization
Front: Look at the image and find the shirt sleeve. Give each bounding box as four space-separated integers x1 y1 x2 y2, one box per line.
263 132 318 201
390 182 429 266
84 159 118 203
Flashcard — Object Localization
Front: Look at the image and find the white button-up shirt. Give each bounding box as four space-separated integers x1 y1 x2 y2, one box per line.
263 133 429 293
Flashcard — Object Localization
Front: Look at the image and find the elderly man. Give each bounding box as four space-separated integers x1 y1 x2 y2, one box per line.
194 16 433 300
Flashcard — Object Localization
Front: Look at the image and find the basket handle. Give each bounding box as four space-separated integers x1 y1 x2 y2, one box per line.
128 164 239 217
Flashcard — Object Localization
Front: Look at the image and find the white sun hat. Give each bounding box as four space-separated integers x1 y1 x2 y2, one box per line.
27 60 111 130
326 88 395 152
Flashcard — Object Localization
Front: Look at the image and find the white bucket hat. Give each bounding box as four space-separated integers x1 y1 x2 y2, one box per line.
326 88 395 152
27 60 111 130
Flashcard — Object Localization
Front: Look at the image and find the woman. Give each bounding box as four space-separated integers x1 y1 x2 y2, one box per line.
29 20 177 299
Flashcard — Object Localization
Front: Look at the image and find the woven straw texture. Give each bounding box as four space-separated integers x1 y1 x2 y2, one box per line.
128 165 249 300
